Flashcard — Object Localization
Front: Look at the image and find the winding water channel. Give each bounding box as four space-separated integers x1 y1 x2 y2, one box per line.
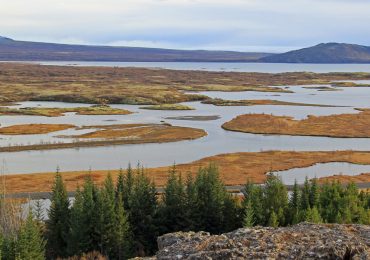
1 63 370 184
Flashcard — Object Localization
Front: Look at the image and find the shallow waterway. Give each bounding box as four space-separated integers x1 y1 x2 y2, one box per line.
275 163 370 185
0 81 370 180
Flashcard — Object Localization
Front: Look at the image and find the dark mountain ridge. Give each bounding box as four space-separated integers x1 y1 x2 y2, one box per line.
1 36 370 63
260 42 370 63
0 36 271 62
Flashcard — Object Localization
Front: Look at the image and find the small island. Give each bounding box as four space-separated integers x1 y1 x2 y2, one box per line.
222 109 370 138
0 124 75 135
0 105 132 117
140 104 195 110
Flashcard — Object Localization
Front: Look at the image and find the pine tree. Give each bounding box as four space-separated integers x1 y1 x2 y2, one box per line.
300 177 311 211
116 168 125 199
33 200 44 222
114 192 132 259
68 186 84 256
263 174 288 226
243 199 254 227
305 207 322 223
77 176 101 254
123 163 134 211
222 193 241 233
16 213 45 260
184 172 196 231
268 211 279 227
289 180 300 224
129 167 157 256
46 171 70 259
158 165 188 235
309 178 320 208
192 164 228 234
100 174 118 257
249 184 264 226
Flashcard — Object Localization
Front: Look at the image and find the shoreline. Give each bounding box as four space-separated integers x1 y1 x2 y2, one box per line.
3 150 370 195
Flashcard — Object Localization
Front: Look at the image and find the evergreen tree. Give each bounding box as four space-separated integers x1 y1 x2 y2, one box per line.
46 171 70 259
33 200 44 223
158 166 188 234
78 176 101 254
116 168 125 199
16 213 45 260
129 167 157 256
268 211 279 227
300 177 311 211
192 165 228 234
305 207 322 223
243 199 255 227
123 163 134 211
100 174 118 257
222 193 241 233
263 174 288 226
114 192 132 259
246 183 264 225
289 180 301 224
184 172 197 231
309 178 320 208
1 235 17 260
68 186 84 256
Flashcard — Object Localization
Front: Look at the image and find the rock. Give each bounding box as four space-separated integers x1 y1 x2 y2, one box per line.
152 223 370 259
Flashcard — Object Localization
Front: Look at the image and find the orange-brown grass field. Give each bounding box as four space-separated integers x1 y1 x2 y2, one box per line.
3 150 370 194
318 173 370 184
222 109 370 138
0 124 74 135
0 124 207 152
0 63 370 105
69 124 206 140
0 105 132 117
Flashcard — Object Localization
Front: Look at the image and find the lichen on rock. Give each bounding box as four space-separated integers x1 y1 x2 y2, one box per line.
147 223 369 259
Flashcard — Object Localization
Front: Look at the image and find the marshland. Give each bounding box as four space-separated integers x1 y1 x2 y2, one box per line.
1 63 370 192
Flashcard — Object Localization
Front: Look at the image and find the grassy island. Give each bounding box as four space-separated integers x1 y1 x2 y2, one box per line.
222 110 370 138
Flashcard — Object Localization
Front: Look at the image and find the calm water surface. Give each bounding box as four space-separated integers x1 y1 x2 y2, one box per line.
16 61 370 73
1 63 370 183
275 163 370 185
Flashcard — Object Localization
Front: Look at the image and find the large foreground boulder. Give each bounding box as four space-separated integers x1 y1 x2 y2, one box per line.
153 223 369 259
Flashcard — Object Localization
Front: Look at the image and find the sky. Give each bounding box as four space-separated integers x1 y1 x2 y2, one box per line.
0 0 369 52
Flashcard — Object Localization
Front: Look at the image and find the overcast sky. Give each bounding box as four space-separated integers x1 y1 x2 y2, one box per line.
0 0 369 52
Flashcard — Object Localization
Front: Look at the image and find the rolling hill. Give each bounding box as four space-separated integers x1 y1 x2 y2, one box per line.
2 37 370 63
0 36 271 62
259 43 370 63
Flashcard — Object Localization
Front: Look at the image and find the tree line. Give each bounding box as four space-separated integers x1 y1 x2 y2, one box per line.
0 164 369 259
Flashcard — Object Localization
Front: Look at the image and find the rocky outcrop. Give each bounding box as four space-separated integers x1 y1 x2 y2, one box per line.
152 223 369 259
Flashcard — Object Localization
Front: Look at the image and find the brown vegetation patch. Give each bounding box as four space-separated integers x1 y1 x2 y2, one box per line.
331 82 370 88
222 110 370 138
0 124 207 152
0 63 370 105
0 124 74 135
4 150 370 193
317 173 370 184
71 124 206 140
140 104 194 110
0 105 132 117
203 98 337 107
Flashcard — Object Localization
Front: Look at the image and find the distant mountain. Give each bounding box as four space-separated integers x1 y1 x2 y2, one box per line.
2 37 370 63
0 36 13 42
0 36 271 62
259 43 370 63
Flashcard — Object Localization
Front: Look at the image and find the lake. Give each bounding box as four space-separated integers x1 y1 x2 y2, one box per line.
16 61 370 73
